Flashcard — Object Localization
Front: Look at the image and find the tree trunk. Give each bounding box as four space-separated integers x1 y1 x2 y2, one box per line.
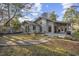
4 4 17 26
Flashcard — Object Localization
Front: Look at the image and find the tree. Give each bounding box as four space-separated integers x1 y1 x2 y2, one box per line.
49 11 57 21
75 12 79 25
0 3 35 33
0 3 34 26
10 17 21 31
63 7 79 31
41 11 57 21
63 7 77 23
0 4 17 24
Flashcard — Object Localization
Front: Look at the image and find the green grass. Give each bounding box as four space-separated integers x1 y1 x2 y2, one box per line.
0 34 79 56
0 34 48 43
72 31 79 41
73 31 79 38
0 39 78 56
0 45 76 56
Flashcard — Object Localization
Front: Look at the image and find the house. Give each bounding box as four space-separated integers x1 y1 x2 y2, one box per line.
0 15 72 36
21 21 38 34
21 16 72 36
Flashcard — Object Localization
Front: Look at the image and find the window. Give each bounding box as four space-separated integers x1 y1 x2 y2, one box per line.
25 26 29 32
25 26 27 32
48 26 52 32
39 26 42 32
28 26 29 32
33 25 36 30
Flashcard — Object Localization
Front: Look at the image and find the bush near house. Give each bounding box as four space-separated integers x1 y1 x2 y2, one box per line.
72 31 79 41
63 31 79 41
73 31 79 38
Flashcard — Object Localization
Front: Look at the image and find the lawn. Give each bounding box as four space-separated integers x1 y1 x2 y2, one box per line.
0 34 48 45
71 31 79 41
0 34 79 56
73 31 79 38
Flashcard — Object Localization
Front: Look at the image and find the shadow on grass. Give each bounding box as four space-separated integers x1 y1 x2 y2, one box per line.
0 35 34 46
0 35 77 56
0 45 76 56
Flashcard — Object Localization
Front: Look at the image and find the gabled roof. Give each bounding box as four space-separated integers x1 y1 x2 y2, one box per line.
34 17 53 23
22 21 34 25
22 20 41 26
22 17 71 26
54 21 71 24
34 16 71 25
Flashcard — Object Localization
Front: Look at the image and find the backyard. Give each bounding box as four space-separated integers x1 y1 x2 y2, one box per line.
0 34 79 56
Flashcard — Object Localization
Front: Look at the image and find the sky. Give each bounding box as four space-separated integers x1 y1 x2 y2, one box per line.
19 3 79 22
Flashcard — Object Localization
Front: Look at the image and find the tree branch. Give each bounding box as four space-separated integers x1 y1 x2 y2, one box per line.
4 5 17 26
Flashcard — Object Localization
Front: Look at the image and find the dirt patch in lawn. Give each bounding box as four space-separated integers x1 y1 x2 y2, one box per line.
43 38 79 55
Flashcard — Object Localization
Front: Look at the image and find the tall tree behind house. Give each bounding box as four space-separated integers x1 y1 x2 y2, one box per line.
41 11 57 21
63 7 79 31
49 11 57 21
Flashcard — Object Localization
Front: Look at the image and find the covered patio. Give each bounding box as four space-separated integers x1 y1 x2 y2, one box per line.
54 21 71 35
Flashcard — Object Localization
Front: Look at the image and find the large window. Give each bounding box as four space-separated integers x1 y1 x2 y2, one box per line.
48 26 52 32
33 25 36 30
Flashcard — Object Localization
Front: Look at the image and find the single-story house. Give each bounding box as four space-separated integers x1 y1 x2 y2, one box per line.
21 17 72 36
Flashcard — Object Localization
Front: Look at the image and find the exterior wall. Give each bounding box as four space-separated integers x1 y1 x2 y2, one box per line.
21 25 26 33
41 18 48 33
29 25 33 33
35 25 40 33
46 21 54 35
22 24 39 34
20 19 72 36
35 18 48 33
34 20 42 33
35 18 54 35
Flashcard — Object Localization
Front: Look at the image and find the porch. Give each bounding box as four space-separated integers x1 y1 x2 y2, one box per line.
54 21 71 35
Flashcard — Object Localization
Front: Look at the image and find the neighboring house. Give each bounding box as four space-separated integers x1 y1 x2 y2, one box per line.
22 17 72 36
